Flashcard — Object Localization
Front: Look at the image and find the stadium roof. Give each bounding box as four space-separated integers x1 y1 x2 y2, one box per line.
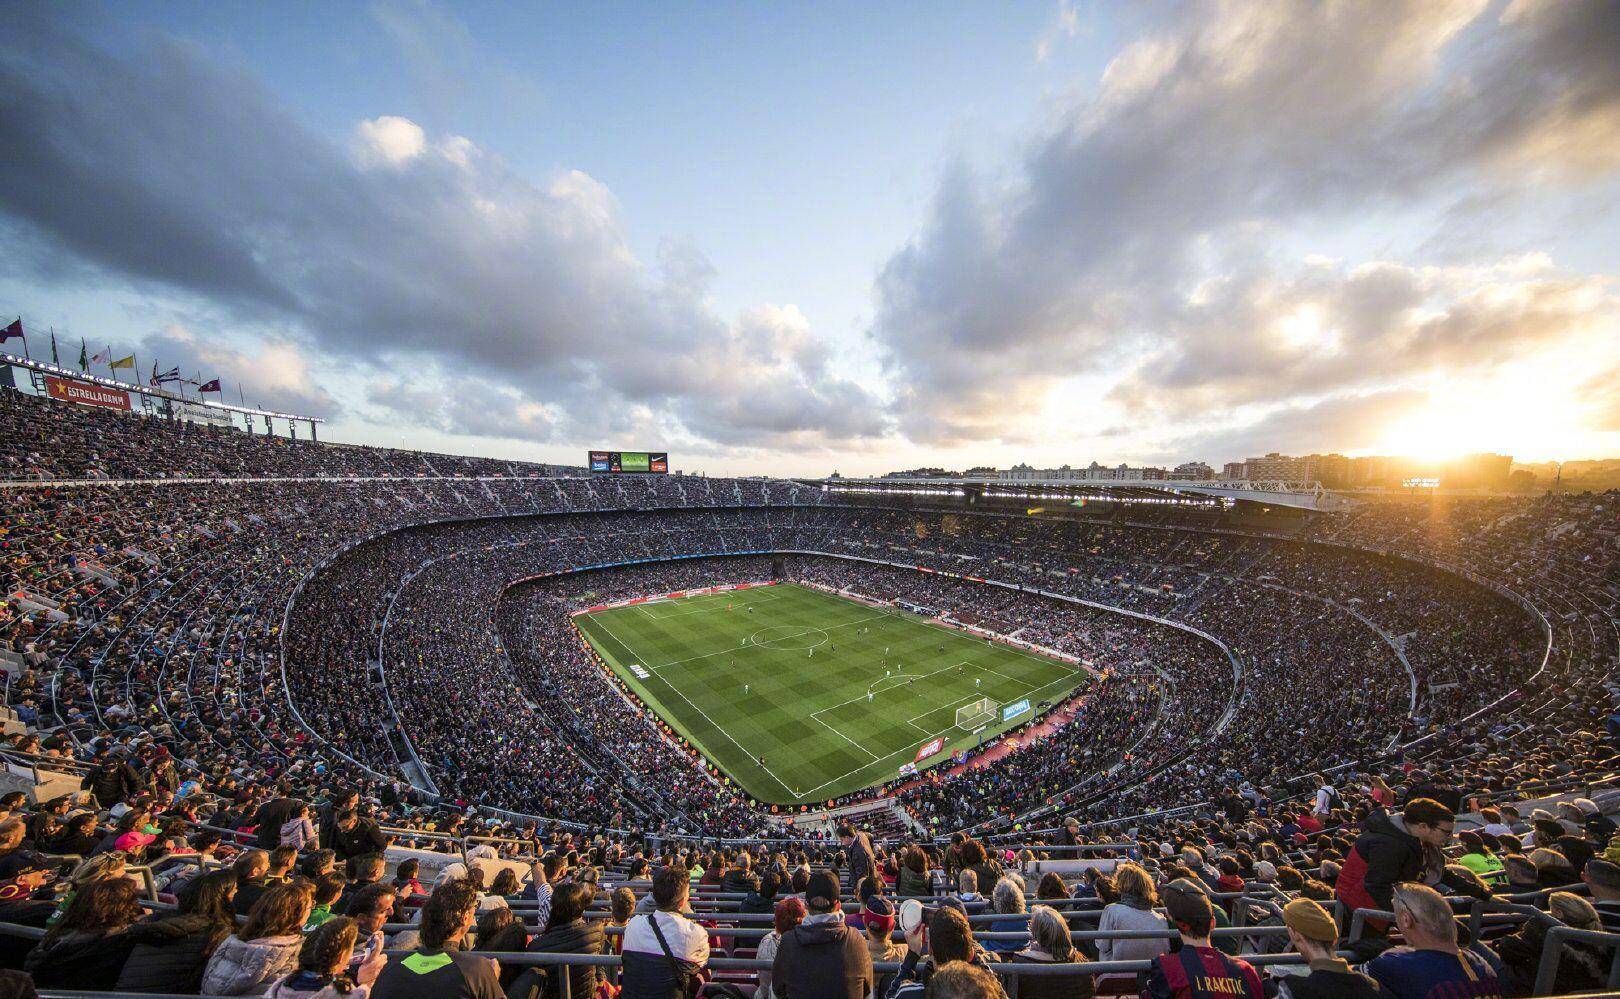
818 475 1350 512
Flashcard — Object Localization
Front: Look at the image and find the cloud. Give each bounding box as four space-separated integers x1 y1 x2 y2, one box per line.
1173 389 1432 464
139 323 342 418
1109 255 1617 419
356 116 427 165
0 6 885 452
1034 0 1081 63
870 0 1620 446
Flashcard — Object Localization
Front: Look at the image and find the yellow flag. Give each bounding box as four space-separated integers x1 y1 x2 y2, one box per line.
110 354 135 369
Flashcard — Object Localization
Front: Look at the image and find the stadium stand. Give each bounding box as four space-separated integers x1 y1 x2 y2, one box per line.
2 385 1619 997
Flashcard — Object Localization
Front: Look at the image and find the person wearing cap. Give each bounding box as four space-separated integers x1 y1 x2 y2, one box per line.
771 869 873 999
0 853 56 902
1142 879 1264 999
1274 898 1382 999
862 895 904 968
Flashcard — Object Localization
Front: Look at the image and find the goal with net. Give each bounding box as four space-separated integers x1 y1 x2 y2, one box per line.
955 696 997 731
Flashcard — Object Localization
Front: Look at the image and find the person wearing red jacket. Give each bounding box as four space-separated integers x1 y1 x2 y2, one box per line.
1335 798 1454 936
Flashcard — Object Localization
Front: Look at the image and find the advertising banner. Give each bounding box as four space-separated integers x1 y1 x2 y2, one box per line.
1002 698 1032 722
174 401 235 427
45 375 131 411
588 450 670 474
914 737 945 762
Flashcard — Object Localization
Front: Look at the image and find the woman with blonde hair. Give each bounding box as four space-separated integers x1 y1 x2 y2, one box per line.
1013 905 1094 999
1499 891 1606 994
47 852 128 926
202 881 313 995
1094 863 1168 985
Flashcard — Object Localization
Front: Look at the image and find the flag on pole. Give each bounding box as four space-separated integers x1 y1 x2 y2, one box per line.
0 319 21 343
90 346 111 366
151 365 181 384
50 331 59 365
199 379 222 393
110 354 136 369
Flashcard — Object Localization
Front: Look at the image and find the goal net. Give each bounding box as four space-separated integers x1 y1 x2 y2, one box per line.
955 696 996 730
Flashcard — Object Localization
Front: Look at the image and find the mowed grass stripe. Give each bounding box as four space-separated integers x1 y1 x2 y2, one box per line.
575 582 1089 804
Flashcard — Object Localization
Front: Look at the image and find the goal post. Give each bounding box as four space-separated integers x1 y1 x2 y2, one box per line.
955 696 996 730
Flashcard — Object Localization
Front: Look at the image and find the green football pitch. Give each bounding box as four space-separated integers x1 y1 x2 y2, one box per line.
572 581 1093 805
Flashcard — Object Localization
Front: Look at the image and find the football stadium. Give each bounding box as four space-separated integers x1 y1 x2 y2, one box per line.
3 3 1620 998
574 581 1095 804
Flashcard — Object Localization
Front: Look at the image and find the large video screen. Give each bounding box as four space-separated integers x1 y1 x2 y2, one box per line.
589 450 668 474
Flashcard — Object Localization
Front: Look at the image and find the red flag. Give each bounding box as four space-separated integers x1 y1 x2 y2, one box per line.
199 379 222 393
0 319 22 342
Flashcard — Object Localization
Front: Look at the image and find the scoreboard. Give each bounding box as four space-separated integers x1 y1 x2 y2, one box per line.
589 450 669 474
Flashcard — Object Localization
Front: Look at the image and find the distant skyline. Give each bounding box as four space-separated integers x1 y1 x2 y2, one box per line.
2 1 1618 477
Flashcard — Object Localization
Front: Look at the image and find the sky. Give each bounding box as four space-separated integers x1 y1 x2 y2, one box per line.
1 0 1618 477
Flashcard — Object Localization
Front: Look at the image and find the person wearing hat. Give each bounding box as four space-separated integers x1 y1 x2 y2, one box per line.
0 853 56 902
1274 898 1382 998
863 895 904 966
1142 879 1264 999
771 869 872 999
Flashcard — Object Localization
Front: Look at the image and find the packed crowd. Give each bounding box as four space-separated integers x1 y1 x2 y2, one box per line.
0 739 1615 999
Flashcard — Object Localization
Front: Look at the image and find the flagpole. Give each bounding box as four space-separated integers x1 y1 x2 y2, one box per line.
18 319 29 361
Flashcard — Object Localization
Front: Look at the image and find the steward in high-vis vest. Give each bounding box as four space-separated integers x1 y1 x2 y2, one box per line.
1143 880 1265 999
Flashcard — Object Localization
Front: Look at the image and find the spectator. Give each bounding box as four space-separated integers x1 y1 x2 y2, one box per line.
343 884 396 988
371 878 502 999
308 875 348 931
24 877 160 988
758 896 808 999
281 804 318 851
1365 883 1504 999
842 824 878 893
118 868 239 993
771 868 873 999
896 848 933 898
203 881 315 996
985 878 1027 955
886 904 998 999
1142 879 1264 999
527 881 604 999
863 895 904 969
622 865 710 999
235 850 274 916
1273 898 1381 999
1582 858 1620 930
1094 862 1169 974
1336 798 1453 936
264 917 364 999
924 964 1003 999
1496 892 1606 995
1010 905 1092 999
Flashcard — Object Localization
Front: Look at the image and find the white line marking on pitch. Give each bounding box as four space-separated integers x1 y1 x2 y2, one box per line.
590 613 802 799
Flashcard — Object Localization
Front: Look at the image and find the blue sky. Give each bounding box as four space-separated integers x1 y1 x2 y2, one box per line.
3 1 1618 475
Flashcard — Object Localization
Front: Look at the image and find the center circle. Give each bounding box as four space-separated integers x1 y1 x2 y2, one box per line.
749 626 830 651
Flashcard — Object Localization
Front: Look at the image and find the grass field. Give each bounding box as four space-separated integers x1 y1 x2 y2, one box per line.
572 581 1092 805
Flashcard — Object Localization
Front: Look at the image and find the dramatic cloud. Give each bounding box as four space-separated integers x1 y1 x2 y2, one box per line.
871 0 1620 446
0 6 886 451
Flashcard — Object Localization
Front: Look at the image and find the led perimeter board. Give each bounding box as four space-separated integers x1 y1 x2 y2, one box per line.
589 450 669 474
